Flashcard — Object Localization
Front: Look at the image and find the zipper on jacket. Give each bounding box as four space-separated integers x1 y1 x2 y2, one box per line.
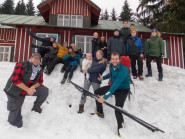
7 83 13 92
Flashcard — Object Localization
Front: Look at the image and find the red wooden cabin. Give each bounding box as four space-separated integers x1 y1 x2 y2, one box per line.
0 0 184 68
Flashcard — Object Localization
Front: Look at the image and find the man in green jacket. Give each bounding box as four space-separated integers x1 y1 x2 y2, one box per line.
145 29 164 81
95 52 130 132
4 53 49 128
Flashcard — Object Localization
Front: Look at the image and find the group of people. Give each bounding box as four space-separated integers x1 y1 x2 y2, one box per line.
3 20 164 134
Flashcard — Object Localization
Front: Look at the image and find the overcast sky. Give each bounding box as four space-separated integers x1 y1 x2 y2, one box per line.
1 0 139 15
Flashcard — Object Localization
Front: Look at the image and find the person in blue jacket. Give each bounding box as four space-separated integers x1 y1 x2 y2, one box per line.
127 29 144 80
95 52 130 131
61 46 81 84
78 50 107 113
26 29 56 57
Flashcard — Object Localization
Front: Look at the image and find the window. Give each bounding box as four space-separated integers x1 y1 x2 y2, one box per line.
58 14 83 27
36 33 58 46
58 14 70 27
75 35 93 54
0 46 11 62
71 15 83 27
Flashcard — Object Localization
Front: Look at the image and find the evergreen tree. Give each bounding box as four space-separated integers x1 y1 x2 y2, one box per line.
26 0 35 15
104 9 109 20
111 7 117 21
15 0 27 15
119 0 134 21
1 0 14 14
99 9 104 20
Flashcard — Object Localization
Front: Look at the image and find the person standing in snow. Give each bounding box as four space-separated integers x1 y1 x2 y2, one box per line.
127 29 144 80
26 29 56 57
119 20 131 55
95 52 130 131
4 53 49 128
145 29 164 81
99 36 107 58
92 32 101 61
61 46 81 84
107 29 125 60
81 53 93 82
78 50 106 113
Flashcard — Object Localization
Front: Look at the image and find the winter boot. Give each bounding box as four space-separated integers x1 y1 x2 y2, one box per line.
158 72 163 81
77 104 84 113
31 105 42 113
67 78 71 83
133 75 137 79
138 75 144 80
96 111 104 118
145 70 152 77
61 78 66 84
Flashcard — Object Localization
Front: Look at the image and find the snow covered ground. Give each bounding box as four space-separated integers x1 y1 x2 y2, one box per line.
0 61 185 139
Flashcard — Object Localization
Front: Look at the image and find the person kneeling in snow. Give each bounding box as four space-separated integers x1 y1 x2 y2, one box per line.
4 53 49 128
95 52 130 130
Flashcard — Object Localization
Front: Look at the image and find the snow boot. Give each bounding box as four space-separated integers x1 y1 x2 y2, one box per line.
138 75 144 80
61 79 66 84
77 104 84 113
96 111 104 118
145 70 152 77
158 72 163 81
31 105 42 113
133 75 137 79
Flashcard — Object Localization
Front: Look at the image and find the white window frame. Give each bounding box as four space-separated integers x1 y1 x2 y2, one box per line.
75 35 93 54
71 15 83 28
0 46 11 62
57 14 70 27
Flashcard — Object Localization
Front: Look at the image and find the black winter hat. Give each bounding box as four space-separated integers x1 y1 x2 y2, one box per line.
114 28 119 33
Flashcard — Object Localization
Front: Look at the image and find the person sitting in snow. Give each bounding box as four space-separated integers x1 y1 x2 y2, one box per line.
61 46 81 84
95 52 130 133
78 50 106 113
127 29 144 80
26 29 56 57
42 42 59 71
45 42 68 75
82 53 93 82
4 53 49 128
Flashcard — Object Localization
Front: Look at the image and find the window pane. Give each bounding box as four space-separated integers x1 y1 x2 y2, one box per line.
58 15 63 26
72 16 76 20
71 20 76 27
86 36 94 42
0 53 3 61
77 15 83 27
76 36 84 42
76 42 85 53
5 47 9 52
86 43 92 53
77 15 83 20
64 15 70 27
0 47 4 52
4 53 9 61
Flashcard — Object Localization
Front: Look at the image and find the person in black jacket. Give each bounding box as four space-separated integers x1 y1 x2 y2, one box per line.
42 42 59 73
26 29 56 57
119 20 131 55
78 50 107 113
107 29 125 60
92 32 101 61
99 36 107 58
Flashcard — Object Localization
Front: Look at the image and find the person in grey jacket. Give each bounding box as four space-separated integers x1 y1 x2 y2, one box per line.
107 29 125 60
4 53 49 128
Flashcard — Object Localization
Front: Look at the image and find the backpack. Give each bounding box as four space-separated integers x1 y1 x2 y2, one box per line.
120 56 131 68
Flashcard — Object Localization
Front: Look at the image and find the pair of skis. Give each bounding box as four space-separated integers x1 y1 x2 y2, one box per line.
70 80 165 136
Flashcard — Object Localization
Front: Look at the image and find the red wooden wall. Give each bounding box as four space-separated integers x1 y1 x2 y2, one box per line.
50 0 91 16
